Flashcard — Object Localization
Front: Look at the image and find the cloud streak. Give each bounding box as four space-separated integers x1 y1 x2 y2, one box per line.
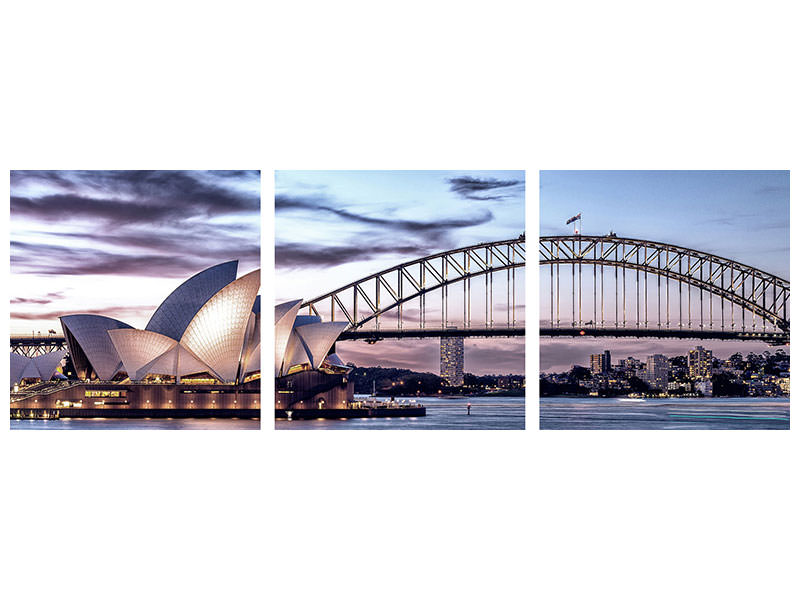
275 193 493 239
11 170 259 227
11 305 158 321
448 176 523 201
11 241 222 277
276 240 441 269
10 292 66 305
49 229 260 265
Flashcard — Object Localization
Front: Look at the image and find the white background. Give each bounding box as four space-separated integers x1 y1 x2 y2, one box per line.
1 1 797 599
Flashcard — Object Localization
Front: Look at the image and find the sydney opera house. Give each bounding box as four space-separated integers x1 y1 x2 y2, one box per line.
10 261 260 418
274 299 352 414
273 300 425 418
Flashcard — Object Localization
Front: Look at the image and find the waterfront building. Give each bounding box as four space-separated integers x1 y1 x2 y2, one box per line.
274 299 353 410
57 261 260 385
695 379 713 396
10 261 261 418
645 354 669 391
272 302 425 419
440 333 465 386
617 356 643 378
688 346 713 380
590 350 611 374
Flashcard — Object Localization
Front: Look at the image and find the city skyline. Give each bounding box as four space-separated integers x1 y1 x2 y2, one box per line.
540 337 788 374
541 343 779 374
541 341 788 400
10 170 261 334
540 170 790 372
276 170 526 375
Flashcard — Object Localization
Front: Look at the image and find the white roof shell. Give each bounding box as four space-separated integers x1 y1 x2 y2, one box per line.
181 269 261 383
10 349 67 387
10 353 29 386
60 314 133 380
146 260 238 341
277 319 349 376
244 342 261 375
274 300 302 376
139 343 219 381
108 329 179 381
295 321 350 370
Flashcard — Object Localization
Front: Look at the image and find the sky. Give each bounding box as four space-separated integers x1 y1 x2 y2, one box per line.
275 170 526 375
539 170 790 372
10 170 260 334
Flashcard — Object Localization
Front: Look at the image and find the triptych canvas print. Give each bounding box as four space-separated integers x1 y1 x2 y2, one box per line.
8 170 789 430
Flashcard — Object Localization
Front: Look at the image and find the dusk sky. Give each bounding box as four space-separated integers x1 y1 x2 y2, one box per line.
540 170 790 372
10 170 260 334
275 170 525 375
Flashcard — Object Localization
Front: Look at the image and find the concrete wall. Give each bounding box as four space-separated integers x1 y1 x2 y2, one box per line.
11 382 260 412
275 370 353 410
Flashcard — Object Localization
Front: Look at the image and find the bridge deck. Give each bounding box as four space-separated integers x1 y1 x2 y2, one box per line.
339 327 524 341
540 327 788 345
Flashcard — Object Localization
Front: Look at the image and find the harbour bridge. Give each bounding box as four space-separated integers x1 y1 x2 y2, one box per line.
10 334 68 357
301 235 526 341
540 234 789 345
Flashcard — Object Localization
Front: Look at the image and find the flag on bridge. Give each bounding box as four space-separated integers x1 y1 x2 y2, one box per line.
566 213 581 225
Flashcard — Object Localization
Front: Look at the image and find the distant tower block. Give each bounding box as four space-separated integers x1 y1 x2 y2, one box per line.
590 350 611 374
440 332 464 386
688 346 713 380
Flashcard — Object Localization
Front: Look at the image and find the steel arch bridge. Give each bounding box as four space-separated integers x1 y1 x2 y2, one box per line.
301 235 526 341
540 234 789 345
10 335 68 357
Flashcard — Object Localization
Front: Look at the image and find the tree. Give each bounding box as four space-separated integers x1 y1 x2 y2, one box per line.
627 376 649 393
569 365 591 381
712 373 746 397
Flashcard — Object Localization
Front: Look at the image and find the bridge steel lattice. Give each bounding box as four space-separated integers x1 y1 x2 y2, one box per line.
302 236 526 340
10 335 68 357
540 235 789 345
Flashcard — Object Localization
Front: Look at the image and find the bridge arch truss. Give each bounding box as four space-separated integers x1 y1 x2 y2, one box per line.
301 236 526 338
539 235 789 344
10 335 68 358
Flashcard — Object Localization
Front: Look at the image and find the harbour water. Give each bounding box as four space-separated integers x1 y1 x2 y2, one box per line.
10 418 261 430
540 397 789 430
276 395 525 430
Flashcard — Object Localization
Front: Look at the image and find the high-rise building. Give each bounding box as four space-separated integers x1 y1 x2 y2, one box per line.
645 354 669 391
440 334 464 386
618 356 643 378
688 346 713 380
590 350 611 374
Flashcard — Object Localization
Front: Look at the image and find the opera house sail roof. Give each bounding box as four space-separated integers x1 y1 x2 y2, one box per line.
10 349 68 387
274 300 350 377
56 261 261 384
180 269 261 383
145 260 238 341
60 314 133 381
